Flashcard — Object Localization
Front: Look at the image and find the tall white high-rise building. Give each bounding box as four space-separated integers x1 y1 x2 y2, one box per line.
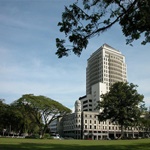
86 44 127 95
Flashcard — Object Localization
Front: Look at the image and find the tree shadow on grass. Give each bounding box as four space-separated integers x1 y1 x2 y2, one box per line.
0 142 150 150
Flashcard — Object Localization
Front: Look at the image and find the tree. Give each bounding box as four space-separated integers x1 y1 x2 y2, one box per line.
56 0 150 58
11 102 39 135
0 99 7 133
0 100 21 135
139 107 150 137
96 82 145 139
13 94 71 138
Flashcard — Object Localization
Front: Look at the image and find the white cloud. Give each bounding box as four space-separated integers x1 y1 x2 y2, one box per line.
0 53 86 108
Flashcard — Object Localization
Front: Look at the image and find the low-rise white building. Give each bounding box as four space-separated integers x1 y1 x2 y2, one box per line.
58 100 141 140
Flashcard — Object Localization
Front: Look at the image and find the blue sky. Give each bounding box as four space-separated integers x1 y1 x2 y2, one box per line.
0 0 150 109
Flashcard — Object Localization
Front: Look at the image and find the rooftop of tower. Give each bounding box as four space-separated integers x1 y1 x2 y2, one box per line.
103 43 120 52
88 43 121 60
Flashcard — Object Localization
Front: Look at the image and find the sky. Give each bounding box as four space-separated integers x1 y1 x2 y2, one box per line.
0 0 150 109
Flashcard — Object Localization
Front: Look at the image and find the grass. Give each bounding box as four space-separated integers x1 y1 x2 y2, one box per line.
0 138 150 150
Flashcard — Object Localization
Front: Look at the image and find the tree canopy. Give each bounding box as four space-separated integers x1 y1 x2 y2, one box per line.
12 94 71 137
96 82 145 139
56 0 150 58
0 99 31 136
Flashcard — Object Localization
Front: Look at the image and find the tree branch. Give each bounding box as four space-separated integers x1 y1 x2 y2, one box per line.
86 0 138 38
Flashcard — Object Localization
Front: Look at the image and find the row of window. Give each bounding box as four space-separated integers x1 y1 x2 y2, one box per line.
84 125 140 131
107 55 123 61
84 125 118 130
64 119 81 125
63 124 141 131
64 124 81 130
82 100 92 104
109 59 123 65
84 120 113 124
84 130 107 133
84 114 97 118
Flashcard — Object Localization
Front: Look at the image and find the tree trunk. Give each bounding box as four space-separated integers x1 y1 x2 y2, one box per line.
40 125 48 138
118 125 124 139
39 126 44 138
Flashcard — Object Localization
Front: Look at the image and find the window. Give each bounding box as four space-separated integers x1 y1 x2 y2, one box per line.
89 99 92 102
83 100 88 104
83 105 88 108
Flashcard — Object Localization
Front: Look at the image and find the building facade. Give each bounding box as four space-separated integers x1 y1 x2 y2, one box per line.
57 100 141 140
86 44 127 94
79 82 106 112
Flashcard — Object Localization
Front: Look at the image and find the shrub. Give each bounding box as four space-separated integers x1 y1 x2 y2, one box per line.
25 134 40 139
43 133 51 139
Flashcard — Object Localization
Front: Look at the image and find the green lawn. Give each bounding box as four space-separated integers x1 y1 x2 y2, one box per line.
0 138 150 150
